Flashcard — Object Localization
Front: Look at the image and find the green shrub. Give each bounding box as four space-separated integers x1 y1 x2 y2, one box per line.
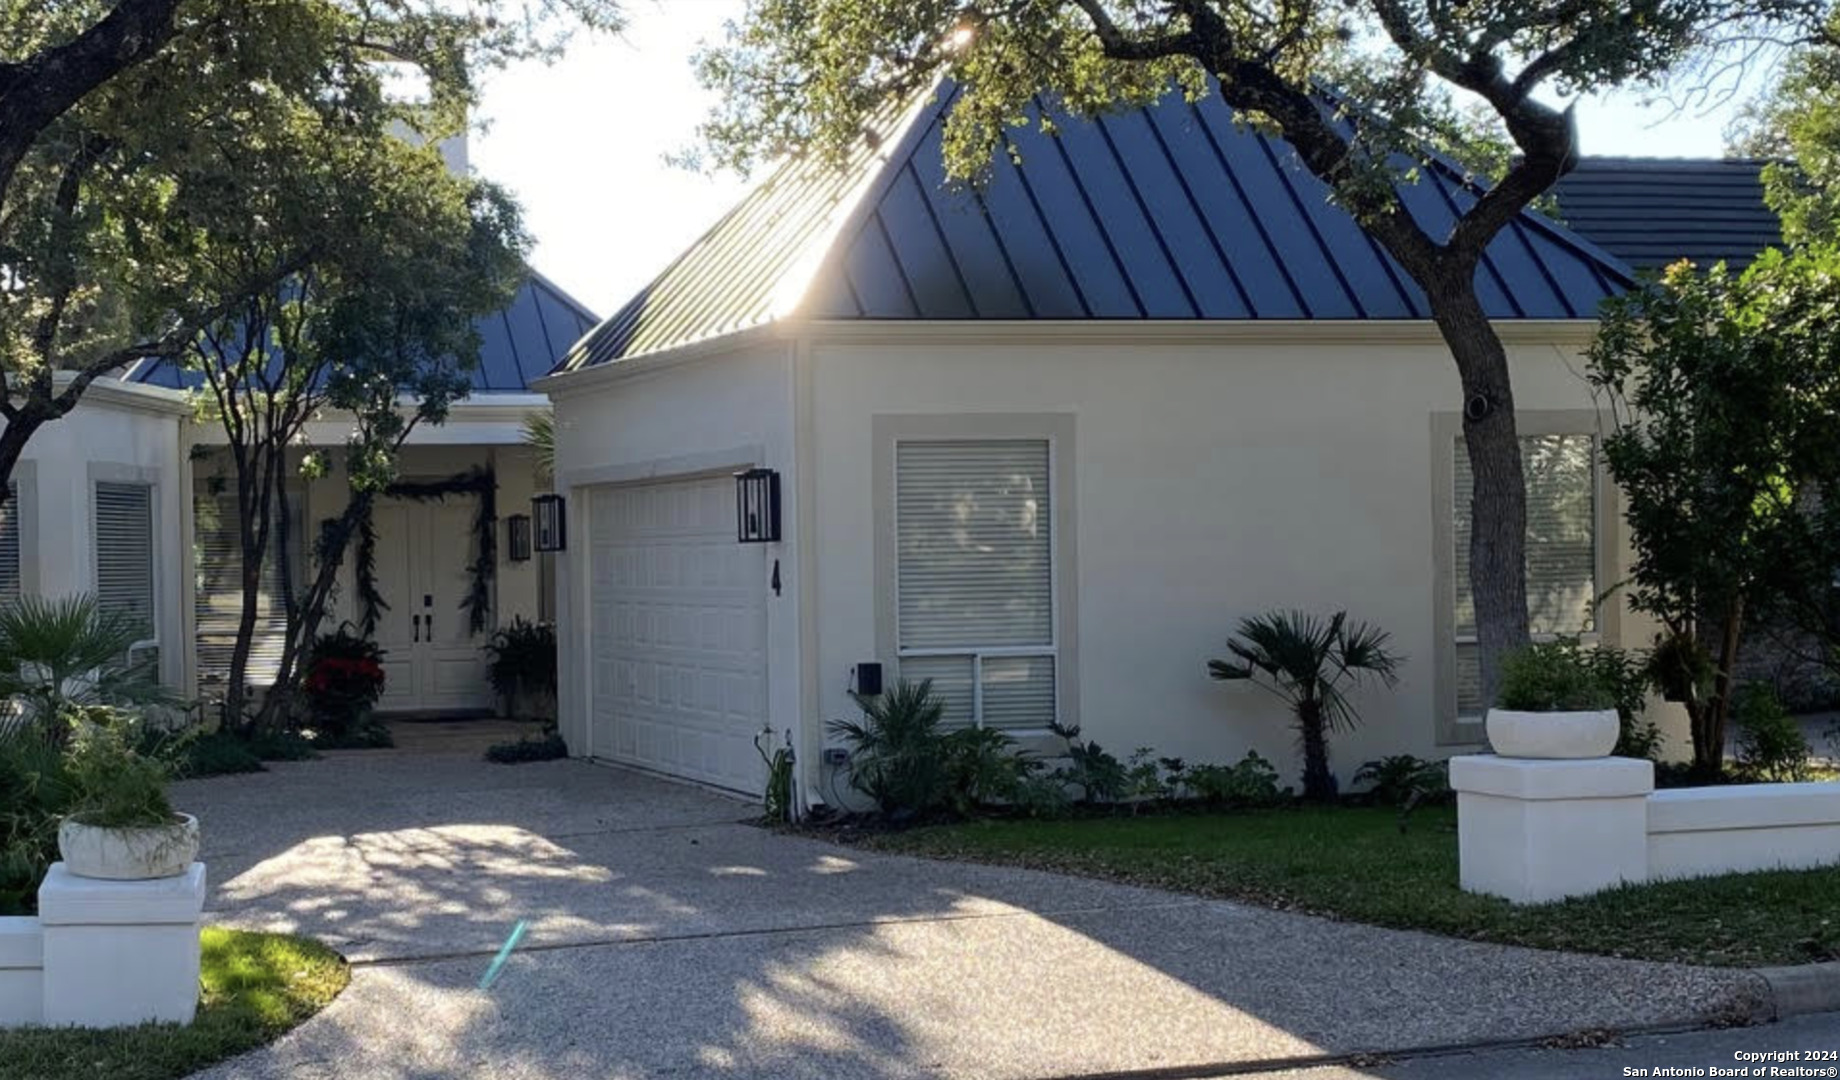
1733 683 1812 782
62 709 175 829
829 679 953 819
940 726 1033 816
484 618 557 702
0 595 176 738
1585 644 1664 759
1181 751 1288 807
247 730 319 761
1496 640 1617 711
1352 754 1450 807
1048 722 1128 803
484 733 569 764
0 730 71 915
169 730 266 779
314 716 394 750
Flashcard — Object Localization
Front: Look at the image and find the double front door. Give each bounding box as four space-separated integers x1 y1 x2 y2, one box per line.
371 498 493 713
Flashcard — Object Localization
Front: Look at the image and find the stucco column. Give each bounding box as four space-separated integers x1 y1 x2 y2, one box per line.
1449 755 1653 903
38 862 205 1027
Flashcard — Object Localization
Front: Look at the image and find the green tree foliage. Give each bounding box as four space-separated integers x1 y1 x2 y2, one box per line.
1588 247 1840 777
1737 9 1840 244
0 0 621 496
693 0 1830 703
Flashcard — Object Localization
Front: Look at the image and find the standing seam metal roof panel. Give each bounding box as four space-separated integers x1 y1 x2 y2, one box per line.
124 271 597 395
559 81 1633 371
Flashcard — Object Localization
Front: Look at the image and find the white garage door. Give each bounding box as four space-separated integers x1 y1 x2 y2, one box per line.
587 475 767 795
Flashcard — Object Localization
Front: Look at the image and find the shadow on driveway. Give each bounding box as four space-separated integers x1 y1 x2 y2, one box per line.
177 744 1766 1080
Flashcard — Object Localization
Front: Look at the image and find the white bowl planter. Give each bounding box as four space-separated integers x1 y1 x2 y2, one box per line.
1485 709 1619 759
58 814 199 881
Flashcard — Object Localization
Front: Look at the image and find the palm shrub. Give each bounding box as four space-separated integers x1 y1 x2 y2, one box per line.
0 726 70 914
0 595 173 739
828 679 951 819
1208 610 1402 802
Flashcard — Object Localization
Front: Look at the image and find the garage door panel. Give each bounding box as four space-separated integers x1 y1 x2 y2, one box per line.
587 476 767 796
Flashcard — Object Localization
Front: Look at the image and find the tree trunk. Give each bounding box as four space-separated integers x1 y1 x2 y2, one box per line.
1692 601 1746 776
1297 698 1335 802
257 489 375 732
223 456 274 731
1427 276 1533 708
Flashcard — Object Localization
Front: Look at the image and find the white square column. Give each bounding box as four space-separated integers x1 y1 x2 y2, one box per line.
38 862 205 1027
1449 755 1653 903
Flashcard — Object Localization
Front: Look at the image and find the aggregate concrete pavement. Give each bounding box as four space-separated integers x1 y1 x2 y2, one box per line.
179 727 1771 1079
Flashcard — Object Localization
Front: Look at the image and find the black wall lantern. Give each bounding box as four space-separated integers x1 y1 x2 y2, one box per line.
532 494 567 552
735 467 781 543
506 514 532 562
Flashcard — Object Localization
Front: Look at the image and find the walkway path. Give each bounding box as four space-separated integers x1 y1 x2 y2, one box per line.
178 727 1765 1079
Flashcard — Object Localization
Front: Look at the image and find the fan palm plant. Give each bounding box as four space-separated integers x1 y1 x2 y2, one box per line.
522 410 556 486
1208 610 1403 802
0 595 175 739
827 678 950 819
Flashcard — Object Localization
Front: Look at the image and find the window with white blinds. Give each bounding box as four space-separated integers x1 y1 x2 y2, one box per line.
895 439 1056 730
1452 434 1597 715
194 480 297 687
94 481 155 645
0 482 19 606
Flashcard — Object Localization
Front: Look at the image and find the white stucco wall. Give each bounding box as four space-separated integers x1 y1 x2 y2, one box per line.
546 338 801 766
804 325 1658 788
14 381 191 689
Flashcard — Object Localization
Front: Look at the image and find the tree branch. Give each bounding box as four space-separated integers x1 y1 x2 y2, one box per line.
0 0 183 205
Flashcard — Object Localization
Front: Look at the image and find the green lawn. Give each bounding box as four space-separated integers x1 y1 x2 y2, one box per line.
0 928 348 1080
868 805 1840 968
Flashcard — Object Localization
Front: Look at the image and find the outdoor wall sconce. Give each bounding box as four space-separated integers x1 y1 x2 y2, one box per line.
532 494 567 552
735 467 781 543
506 514 532 562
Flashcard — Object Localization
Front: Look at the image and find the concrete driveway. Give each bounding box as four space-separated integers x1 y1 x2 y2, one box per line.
179 726 1765 1079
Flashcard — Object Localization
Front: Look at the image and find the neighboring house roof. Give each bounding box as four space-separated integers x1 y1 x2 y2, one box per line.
124 270 597 395
1552 157 1782 272
560 83 1633 372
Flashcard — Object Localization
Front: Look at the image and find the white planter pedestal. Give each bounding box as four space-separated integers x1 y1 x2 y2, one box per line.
38 862 205 1027
1449 755 1653 903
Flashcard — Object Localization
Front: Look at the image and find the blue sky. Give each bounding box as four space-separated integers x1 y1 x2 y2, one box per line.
472 0 1759 319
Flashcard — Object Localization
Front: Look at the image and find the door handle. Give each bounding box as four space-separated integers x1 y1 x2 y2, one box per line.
412 614 421 643
425 613 433 641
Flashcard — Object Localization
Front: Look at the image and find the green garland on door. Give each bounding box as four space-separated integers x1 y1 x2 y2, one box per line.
352 466 498 638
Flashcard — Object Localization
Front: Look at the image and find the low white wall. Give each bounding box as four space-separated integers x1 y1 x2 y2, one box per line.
0 916 43 1027
1648 784 1840 881
1454 755 1840 903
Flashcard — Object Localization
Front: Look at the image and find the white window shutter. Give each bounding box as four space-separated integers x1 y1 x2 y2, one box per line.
894 439 1056 730
896 440 1052 650
0 483 19 605
94 482 155 641
193 481 293 686
1453 434 1597 715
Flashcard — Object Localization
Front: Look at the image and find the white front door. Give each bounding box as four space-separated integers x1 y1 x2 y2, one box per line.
587 476 768 794
373 497 494 714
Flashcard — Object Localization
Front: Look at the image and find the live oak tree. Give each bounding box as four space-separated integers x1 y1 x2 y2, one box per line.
692 0 1832 700
176 119 529 728
1738 7 1840 244
0 0 619 501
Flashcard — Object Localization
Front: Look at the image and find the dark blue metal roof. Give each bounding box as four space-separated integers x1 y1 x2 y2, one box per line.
1553 157 1782 271
562 83 1633 370
126 271 597 394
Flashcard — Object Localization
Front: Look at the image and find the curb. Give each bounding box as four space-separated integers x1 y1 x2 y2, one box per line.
1755 962 1840 1020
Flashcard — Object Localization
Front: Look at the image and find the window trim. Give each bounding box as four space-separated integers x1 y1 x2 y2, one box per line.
1430 410 1619 746
873 414 1078 735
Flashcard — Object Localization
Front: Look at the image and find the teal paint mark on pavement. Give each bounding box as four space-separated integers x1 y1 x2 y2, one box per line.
478 920 529 991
